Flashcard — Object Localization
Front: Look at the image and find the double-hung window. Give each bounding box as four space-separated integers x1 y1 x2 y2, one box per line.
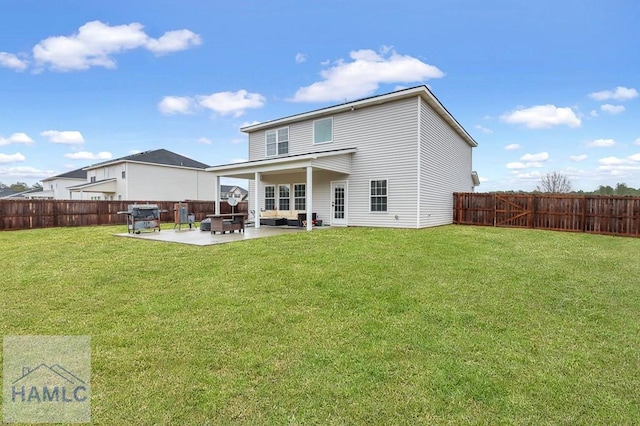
370 180 388 212
264 185 275 210
294 184 306 210
313 117 333 144
279 185 290 210
266 127 289 156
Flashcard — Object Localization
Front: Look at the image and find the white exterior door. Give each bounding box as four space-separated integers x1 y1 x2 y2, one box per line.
330 181 347 226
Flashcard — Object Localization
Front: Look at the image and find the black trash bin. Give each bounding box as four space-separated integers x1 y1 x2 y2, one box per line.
200 218 211 232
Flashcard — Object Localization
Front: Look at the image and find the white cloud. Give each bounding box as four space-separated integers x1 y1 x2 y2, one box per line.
504 143 521 150
158 96 195 115
635 138 640 146
295 53 307 64
32 21 201 71
197 137 212 145
587 138 615 148
64 151 112 160
501 105 581 129
290 47 444 102
0 166 54 179
145 29 201 54
197 90 266 117
600 104 625 114
0 152 26 163
590 110 599 117
589 86 638 102
231 158 248 163
599 156 625 165
506 161 544 169
514 171 543 180
596 155 640 175
0 132 34 146
569 154 587 162
474 125 492 134
40 130 84 144
520 152 549 162
0 52 28 71
478 176 488 183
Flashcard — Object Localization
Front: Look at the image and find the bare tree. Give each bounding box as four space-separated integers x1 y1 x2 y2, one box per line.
536 172 572 193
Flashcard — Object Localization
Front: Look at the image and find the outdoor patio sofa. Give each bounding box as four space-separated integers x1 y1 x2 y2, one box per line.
259 210 318 227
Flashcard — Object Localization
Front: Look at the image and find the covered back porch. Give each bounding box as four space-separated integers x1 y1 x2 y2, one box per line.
207 148 355 231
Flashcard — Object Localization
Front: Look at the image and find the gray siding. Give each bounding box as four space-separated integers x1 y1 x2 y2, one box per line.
419 98 473 227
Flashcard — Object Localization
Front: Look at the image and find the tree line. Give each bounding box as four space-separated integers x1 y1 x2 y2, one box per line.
0 181 42 192
494 172 640 196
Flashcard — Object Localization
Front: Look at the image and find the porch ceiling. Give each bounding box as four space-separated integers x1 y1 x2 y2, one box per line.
206 148 356 179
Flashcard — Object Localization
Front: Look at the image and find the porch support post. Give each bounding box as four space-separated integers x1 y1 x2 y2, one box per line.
214 175 220 215
306 166 313 231
255 172 261 229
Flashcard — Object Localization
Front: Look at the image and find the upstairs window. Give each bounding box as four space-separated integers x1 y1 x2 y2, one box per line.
314 117 333 144
370 180 388 212
266 127 289 156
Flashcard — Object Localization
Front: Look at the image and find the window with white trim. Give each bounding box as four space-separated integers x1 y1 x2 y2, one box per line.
294 184 306 210
279 184 290 210
266 127 289 156
370 180 388 212
264 185 275 210
313 117 333 144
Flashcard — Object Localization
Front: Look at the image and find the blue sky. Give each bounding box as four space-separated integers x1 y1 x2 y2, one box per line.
1 0 638 191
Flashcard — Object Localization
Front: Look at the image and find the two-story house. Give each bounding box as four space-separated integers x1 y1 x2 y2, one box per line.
220 185 248 201
40 168 87 200
65 149 216 201
207 85 479 230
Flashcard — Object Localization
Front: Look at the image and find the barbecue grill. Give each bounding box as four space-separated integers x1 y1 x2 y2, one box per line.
118 204 165 234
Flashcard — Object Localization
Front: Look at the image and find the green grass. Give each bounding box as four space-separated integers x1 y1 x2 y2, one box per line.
1 224 640 424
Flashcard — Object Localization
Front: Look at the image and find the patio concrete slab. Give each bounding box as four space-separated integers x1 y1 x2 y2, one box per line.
115 225 310 246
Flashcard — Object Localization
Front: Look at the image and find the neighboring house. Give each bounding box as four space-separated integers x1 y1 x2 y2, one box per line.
220 185 248 201
0 188 18 199
207 85 479 231
66 149 216 201
40 168 87 200
0 187 46 199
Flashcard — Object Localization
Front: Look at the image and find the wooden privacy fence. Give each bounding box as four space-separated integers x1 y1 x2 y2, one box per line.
0 200 248 231
453 193 640 237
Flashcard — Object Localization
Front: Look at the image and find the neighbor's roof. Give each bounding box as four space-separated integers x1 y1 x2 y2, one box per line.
220 185 248 195
241 85 478 148
84 148 209 171
42 167 87 182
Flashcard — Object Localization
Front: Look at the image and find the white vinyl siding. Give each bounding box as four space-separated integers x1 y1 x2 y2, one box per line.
313 117 333 144
419 97 473 227
125 163 216 201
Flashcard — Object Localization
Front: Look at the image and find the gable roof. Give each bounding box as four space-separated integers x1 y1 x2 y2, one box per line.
241 85 478 148
84 149 209 171
42 167 87 182
220 185 248 195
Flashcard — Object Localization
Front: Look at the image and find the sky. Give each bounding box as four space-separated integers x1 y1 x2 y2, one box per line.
0 0 638 192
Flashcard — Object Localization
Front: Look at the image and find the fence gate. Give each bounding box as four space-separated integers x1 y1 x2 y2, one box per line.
495 195 533 228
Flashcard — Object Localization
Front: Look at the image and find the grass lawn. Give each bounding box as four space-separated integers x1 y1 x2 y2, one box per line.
1 224 640 424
